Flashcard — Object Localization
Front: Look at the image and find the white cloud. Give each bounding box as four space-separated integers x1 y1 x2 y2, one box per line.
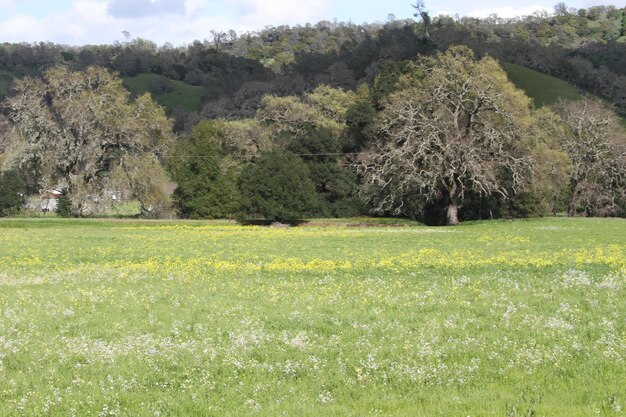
226 0 334 27
184 0 209 18
0 1 117 45
0 0 335 45
0 13 42 39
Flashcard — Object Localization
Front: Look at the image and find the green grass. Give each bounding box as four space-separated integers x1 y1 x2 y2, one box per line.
503 63 626 128
0 217 624 416
504 63 583 107
123 73 204 112
304 217 419 226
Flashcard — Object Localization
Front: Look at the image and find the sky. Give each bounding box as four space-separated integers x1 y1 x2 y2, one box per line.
0 0 616 46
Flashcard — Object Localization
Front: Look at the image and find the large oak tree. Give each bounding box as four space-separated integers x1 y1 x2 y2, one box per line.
358 46 535 225
4 66 174 216
554 98 626 217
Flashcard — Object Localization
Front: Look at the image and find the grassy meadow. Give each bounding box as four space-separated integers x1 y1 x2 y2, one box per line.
0 217 624 416
123 74 204 112
503 63 583 107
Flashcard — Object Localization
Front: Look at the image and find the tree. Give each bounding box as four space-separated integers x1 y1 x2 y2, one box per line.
554 98 626 217
256 95 323 142
287 126 364 217
554 2 570 16
220 118 271 161
169 121 241 219
358 46 534 225
3 66 174 216
211 30 227 52
518 107 572 215
0 169 25 216
55 189 72 218
255 85 356 145
237 151 319 222
412 0 431 37
0 115 10 173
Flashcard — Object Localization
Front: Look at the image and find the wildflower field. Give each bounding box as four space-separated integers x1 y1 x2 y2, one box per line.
0 217 624 416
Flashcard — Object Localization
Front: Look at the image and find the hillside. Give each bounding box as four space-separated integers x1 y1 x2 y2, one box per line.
503 63 582 107
503 64 626 128
1 14 624 224
0 6 625 131
123 74 204 113
122 63 594 127
0 62 594 119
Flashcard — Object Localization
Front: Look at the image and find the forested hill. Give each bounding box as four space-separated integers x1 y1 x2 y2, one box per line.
0 4 625 131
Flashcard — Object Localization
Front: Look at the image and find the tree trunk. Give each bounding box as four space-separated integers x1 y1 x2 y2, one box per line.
568 185 580 217
446 182 460 226
447 202 459 226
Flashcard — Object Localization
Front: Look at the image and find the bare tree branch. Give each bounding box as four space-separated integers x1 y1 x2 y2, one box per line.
357 46 535 225
554 98 626 217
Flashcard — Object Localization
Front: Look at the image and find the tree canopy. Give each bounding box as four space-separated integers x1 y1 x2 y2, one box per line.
555 98 626 216
169 120 240 219
237 150 319 222
4 66 174 216
0 169 25 216
358 46 535 225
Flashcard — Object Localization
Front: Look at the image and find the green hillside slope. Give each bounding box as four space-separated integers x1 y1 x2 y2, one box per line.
123 74 204 113
504 63 626 128
503 63 582 107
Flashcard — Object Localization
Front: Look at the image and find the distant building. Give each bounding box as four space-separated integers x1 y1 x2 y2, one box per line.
40 188 63 212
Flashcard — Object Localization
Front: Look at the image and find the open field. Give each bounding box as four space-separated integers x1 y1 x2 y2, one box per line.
503 63 583 107
0 217 624 416
123 74 204 113
504 63 626 128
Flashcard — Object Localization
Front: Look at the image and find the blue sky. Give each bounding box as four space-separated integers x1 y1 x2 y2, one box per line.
0 0 615 45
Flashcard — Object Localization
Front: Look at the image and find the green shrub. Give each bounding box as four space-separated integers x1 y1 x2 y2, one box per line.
287 127 365 217
55 190 72 218
170 121 241 219
0 170 26 216
237 151 319 222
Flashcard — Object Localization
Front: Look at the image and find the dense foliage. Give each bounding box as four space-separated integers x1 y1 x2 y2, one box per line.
0 169 25 216
1 4 625 223
1 5 625 127
169 121 240 219
3 67 174 217
237 150 319 222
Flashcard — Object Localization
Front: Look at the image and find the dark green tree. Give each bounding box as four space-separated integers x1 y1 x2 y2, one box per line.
169 121 240 219
55 189 72 218
344 94 376 152
0 169 25 216
287 126 364 217
237 151 319 222
369 60 414 109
